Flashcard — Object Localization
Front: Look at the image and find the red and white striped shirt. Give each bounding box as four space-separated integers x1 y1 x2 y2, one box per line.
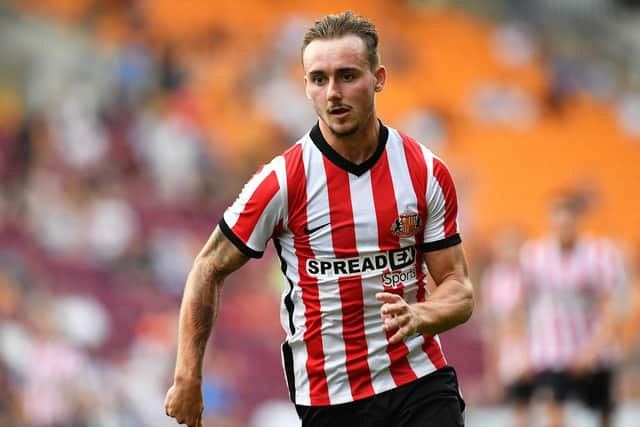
481 263 524 323
520 236 626 371
220 123 462 406
480 263 529 383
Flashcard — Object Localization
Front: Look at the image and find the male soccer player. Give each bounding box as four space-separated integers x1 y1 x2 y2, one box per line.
520 192 626 427
165 11 474 427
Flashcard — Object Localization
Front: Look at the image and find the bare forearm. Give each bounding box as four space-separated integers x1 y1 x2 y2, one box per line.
377 245 473 344
576 296 616 365
171 226 248 384
165 227 248 426
415 277 474 336
174 262 224 383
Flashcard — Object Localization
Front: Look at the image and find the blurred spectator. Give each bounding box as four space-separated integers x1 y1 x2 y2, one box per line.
129 94 212 204
19 290 93 427
469 83 538 127
492 21 537 68
398 109 449 150
617 91 640 137
115 16 157 107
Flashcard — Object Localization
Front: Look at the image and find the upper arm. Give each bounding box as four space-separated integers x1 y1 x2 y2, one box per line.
423 243 470 288
219 158 285 259
195 226 250 280
421 156 460 250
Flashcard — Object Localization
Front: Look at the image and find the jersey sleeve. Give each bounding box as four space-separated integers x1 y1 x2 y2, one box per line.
420 155 462 252
591 239 628 295
219 160 285 258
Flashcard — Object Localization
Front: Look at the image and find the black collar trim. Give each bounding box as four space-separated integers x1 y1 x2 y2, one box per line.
310 121 389 176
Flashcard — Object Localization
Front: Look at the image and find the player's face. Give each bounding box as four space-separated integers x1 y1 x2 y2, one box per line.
303 35 386 138
550 203 579 245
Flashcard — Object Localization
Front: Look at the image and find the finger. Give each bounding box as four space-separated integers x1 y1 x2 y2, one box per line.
164 396 171 417
376 292 401 303
389 324 415 344
384 313 415 336
382 312 406 333
197 407 204 427
383 315 397 331
380 301 407 317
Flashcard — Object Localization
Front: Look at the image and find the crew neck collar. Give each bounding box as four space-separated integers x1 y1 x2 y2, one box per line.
309 120 388 176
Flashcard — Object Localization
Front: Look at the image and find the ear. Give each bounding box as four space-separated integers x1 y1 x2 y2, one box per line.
374 65 386 93
303 75 312 100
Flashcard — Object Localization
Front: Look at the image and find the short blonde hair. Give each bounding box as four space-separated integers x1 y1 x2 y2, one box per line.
301 11 380 70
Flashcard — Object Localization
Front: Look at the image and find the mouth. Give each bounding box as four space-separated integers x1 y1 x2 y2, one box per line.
329 106 350 119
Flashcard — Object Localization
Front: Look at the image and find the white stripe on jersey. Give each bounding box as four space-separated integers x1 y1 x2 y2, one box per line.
349 169 395 395
386 130 419 249
386 131 441 378
424 155 450 243
223 163 275 231
276 228 310 400
305 141 351 403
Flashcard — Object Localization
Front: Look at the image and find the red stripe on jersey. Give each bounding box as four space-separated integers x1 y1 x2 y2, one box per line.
432 157 458 237
400 133 428 302
231 170 280 243
323 157 374 400
422 334 447 368
370 150 401 251
370 150 417 386
284 144 330 405
401 134 446 367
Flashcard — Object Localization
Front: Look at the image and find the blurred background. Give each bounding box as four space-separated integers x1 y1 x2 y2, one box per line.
1 0 640 426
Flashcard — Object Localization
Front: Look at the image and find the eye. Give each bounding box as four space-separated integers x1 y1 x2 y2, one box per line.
342 72 354 82
311 75 326 85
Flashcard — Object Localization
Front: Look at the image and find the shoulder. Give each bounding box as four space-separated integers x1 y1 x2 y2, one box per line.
387 126 434 157
519 237 550 262
581 236 624 260
520 237 546 252
386 126 445 174
277 132 316 164
254 132 314 177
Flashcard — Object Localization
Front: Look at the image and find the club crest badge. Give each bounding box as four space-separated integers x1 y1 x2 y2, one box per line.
391 212 421 238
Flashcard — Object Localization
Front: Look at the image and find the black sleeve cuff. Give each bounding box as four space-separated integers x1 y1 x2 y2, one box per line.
420 233 462 252
218 219 264 259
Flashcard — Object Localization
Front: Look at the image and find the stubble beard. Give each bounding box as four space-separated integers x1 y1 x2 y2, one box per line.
328 121 359 138
324 108 373 139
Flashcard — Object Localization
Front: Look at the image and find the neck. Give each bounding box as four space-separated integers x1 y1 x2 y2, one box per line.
319 114 380 165
557 235 577 252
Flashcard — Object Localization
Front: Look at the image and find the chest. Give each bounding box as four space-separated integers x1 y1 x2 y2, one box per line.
290 171 426 257
528 247 599 295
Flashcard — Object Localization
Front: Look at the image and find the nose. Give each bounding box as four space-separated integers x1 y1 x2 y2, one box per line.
326 78 342 102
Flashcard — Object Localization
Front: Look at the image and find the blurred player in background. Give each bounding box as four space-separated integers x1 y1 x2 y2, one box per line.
519 191 627 427
165 10 474 427
480 229 531 427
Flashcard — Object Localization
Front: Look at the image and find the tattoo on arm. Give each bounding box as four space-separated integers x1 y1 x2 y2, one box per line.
190 290 215 358
200 227 248 280
188 227 248 358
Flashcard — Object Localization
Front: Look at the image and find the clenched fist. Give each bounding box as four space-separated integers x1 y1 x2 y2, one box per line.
165 380 204 427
